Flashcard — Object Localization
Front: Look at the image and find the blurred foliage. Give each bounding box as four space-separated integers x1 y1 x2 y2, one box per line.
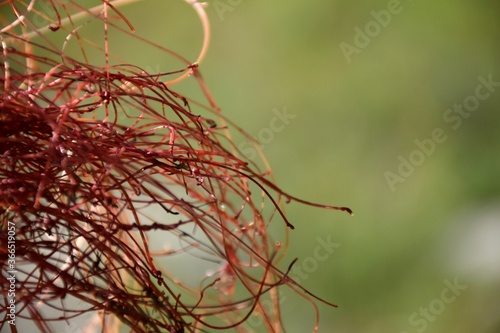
198 2 500 332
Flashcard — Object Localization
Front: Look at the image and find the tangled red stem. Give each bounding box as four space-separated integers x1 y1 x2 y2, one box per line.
0 1 350 332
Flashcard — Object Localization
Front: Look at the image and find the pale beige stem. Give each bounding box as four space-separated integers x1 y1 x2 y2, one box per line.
3 0 211 80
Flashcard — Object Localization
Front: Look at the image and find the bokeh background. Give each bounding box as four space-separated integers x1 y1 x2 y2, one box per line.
151 1 500 332
3 0 500 332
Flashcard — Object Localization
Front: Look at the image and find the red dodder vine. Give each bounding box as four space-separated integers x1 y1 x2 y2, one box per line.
0 1 351 332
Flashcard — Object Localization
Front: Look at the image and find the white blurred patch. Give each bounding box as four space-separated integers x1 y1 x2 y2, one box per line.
442 201 500 282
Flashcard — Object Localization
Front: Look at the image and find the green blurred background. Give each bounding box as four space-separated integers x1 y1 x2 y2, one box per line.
141 1 500 332
6 0 500 332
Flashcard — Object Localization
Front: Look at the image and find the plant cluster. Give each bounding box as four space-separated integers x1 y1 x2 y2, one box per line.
0 1 350 332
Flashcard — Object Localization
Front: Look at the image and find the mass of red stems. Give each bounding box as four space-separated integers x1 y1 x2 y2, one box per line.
0 1 351 332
